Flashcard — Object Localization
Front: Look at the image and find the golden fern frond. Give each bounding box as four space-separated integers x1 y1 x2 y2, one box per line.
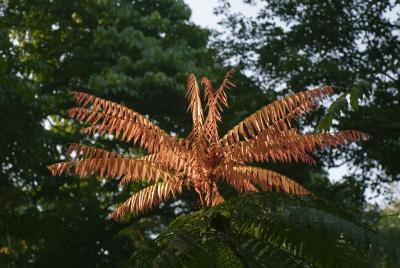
221 100 316 146
110 178 183 219
68 107 185 154
187 73 204 133
48 144 178 184
206 184 225 206
202 77 219 143
223 130 369 165
215 164 259 193
202 69 235 144
186 74 208 166
224 145 316 165
210 191 225 206
221 86 333 145
232 166 311 195
272 130 370 152
214 68 235 107
222 128 316 164
137 151 188 173
70 91 166 135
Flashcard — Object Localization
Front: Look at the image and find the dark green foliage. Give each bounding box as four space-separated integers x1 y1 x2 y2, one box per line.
134 193 400 267
317 81 372 131
375 202 400 268
317 94 348 132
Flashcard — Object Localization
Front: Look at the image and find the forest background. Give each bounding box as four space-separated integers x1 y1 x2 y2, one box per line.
0 0 399 266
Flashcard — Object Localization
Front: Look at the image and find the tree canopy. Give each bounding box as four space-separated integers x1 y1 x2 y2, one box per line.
214 0 400 204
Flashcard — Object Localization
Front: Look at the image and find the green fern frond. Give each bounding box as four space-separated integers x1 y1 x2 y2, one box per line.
138 193 399 268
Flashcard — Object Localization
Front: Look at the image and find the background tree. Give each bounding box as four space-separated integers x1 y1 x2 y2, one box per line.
0 0 266 266
214 0 400 207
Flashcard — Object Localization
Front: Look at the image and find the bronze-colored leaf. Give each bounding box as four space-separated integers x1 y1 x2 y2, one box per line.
221 86 333 144
110 178 183 219
232 166 310 195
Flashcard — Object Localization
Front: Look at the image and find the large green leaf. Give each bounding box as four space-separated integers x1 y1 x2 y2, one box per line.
135 193 400 267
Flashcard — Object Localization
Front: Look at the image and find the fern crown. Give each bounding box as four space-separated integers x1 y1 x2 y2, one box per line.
48 70 369 219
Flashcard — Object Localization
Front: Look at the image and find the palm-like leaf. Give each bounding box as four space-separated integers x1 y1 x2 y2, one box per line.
48 70 369 219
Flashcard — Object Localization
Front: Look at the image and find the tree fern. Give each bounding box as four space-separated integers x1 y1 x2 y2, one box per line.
46 71 388 266
49 70 369 219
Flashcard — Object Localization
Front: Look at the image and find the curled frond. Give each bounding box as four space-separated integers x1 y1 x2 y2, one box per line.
110 178 183 219
221 86 334 145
